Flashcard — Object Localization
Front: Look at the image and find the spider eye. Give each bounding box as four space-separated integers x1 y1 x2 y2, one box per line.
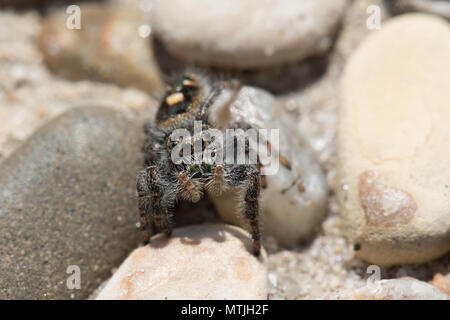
156 74 201 123
165 92 185 106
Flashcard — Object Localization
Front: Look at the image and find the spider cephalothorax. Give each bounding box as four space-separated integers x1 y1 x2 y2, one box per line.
137 71 263 256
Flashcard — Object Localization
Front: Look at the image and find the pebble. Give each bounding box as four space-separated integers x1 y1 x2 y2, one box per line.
0 107 144 299
207 85 328 245
95 224 267 300
337 14 450 266
0 10 157 160
39 3 164 97
429 273 450 296
150 0 349 68
329 278 448 300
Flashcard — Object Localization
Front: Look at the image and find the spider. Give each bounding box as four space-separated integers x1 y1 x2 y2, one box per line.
136 71 264 256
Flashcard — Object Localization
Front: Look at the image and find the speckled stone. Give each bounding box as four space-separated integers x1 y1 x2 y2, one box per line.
337 14 450 266
0 107 144 299
96 224 268 300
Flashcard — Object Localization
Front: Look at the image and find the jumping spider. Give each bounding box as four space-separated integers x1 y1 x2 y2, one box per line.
137 71 264 256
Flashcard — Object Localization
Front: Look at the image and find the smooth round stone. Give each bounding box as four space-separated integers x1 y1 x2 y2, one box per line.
39 3 164 97
96 224 267 300
329 278 448 300
0 107 144 299
208 86 328 245
150 0 348 68
337 14 450 266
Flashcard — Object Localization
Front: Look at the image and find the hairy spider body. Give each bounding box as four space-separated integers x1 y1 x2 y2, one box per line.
137 72 262 256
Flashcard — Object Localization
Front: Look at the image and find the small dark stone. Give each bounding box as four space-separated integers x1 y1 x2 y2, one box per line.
0 107 145 299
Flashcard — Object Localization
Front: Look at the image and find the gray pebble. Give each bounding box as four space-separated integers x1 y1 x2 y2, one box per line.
0 107 144 299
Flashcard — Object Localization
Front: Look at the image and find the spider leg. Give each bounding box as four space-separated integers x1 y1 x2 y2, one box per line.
226 121 291 191
206 164 228 195
178 171 203 203
196 79 241 123
225 165 261 256
137 165 175 241
137 169 152 243
257 161 268 189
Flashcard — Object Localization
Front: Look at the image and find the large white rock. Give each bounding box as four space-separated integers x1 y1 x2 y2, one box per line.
208 86 328 246
150 0 348 68
337 14 450 266
96 224 267 300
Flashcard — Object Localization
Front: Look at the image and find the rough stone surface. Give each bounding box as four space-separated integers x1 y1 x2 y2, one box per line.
39 3 164 98
150 0 348 68
96 224 268 300
207 86 328 246
337 14 450 266
0 107 144 299
329 278 449 300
